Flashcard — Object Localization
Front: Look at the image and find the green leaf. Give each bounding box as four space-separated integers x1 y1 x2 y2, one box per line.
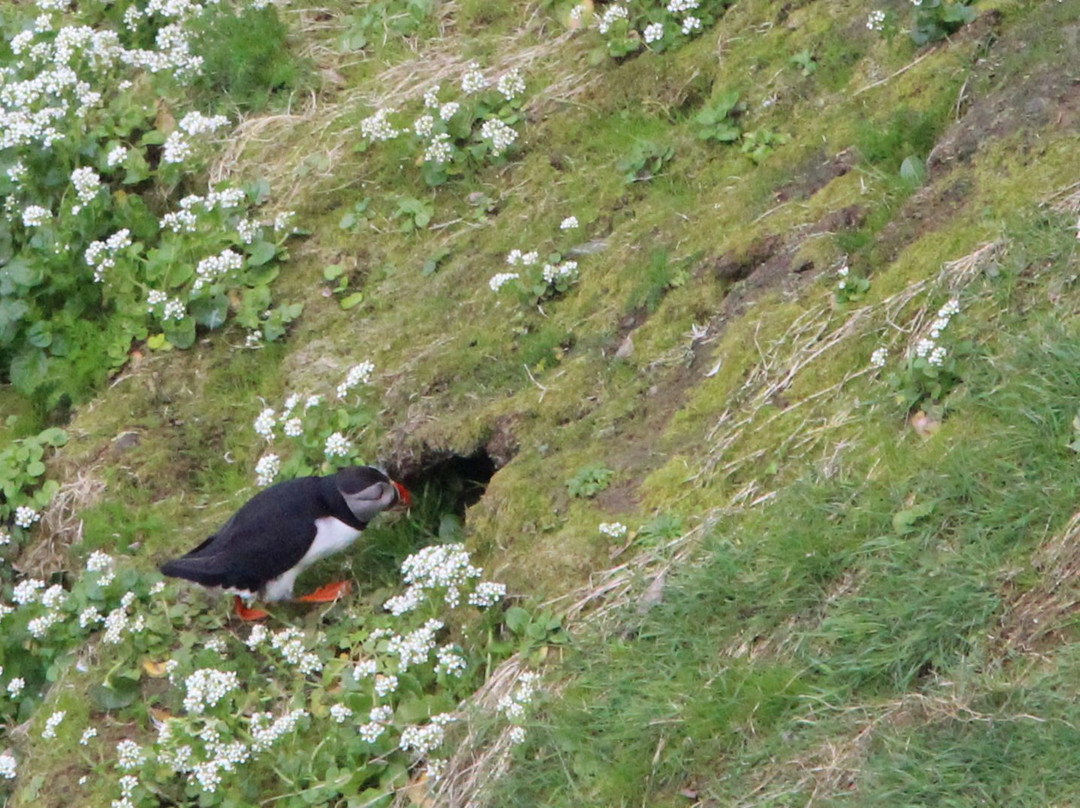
89 677 140 711
323 264 346 281
505 606 531 634
247 240 278 267
340 292 364 310
900 155 926 186
9 347 49 395
163 317 196 350
25 460 45 477
190 294 229 330
892 500 937 535
37 428 67 446
147 333 172 351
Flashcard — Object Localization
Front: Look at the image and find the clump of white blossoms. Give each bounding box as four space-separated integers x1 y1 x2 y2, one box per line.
41 709 65 739
870 346 889 369
71 166 101 205
644 22 665 43
496 68 525 101
384 543 504 615
560 215 580 230
360 107 399 142
336 361 375 398
329 703 353 724
22 205 51 227
191 248 243 292
0 752 15 780
249 708 308 753
324 432 352 459
460 62 488 94
254 453 280 487
399 713 456 756
867 9 886 30
597 4 629 34
479 118 518 157
542 260 579 286
489 272 519 292
599 522 628 539
253 407 276 440
182 668 240 715
13 505 40 528
116 738 147 770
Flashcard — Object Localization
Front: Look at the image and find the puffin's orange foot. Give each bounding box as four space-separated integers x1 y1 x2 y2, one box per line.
234 595 269 621
296 580 352 604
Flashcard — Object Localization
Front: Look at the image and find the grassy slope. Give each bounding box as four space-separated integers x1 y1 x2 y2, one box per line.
13 0 1080 804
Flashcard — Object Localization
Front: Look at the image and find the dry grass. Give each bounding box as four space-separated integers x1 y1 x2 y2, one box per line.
17 470 106 577
997 509 1080 655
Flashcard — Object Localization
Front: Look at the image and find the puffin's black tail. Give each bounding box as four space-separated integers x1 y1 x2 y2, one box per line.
160 555 230 587
160 534 229 586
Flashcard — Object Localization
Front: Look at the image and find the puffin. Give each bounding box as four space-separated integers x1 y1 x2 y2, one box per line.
161 465 410 620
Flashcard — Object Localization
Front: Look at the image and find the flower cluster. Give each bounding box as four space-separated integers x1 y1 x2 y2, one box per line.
384 543 490 614
359 62 529 188
497 671 540 744
577 0 715 56
183 668 241 715
599 522 628 539
874 297 963 408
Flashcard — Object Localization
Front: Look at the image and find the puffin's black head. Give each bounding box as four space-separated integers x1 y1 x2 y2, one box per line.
334 465 410 522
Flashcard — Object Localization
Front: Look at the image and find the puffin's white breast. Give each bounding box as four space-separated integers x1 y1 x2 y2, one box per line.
303 516 363 565
262 517 362 602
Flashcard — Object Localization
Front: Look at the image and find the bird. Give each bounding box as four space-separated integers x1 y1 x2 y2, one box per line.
161 465 410 620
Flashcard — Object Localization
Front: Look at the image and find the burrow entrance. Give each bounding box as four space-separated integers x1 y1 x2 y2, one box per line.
398 448 498 519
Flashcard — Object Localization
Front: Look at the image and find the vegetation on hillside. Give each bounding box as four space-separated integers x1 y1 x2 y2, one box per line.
3 0 1080 805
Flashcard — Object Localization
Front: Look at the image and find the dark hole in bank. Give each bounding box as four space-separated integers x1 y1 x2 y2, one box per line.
400 448 497 518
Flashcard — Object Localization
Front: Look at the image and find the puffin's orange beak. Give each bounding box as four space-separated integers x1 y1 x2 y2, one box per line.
393 481 411 508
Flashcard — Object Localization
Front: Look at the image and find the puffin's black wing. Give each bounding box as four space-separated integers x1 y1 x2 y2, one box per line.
160 477 327 592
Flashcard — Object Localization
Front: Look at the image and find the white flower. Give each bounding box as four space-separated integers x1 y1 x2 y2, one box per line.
7 678 25 698
182 669 240 715
667 0 699 10
468 580 506 608
374 674 398 697
255 454 280 487
305 395 323 410
508 725 527 745
424 132 453 164
0 752 15 779
14 506 40 529
246 624 268 649
253 408 276 439
283 417 303 438
867 10 886 30
80 727 98 745
870 346 889 369
12 578 44 604
179 111 229 135
360 108 399 142
489 272 519 292
337 361 375 397
106 145 129 168
914 338 935 358
496 69 525 101
413 114 435 138
353 659 377 680
359 721 385 743
598 522 628 539
597 4 628 34
435 645 467 676
329 703 353 723
479 118 518 156
71 167 101 204
928 345 947 367
937 298 960 318
461 62 488 94
42 710 65 739
22 205 50 227
423 85 441 108
560 215 580 230
438 101 460 121
643 22 664 43
324 432 352 458
681 15 702 35
163 299 186 321
116 739 146 770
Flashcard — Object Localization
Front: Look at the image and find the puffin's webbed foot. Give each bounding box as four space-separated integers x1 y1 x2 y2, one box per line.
295 580 352 603
234 595 269 621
